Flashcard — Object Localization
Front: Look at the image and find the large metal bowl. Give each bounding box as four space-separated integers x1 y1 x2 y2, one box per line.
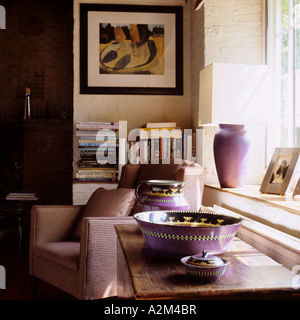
134 210 243 257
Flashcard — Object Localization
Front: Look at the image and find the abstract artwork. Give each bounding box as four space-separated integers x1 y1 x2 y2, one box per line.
100 23 164 75
80 4 183 95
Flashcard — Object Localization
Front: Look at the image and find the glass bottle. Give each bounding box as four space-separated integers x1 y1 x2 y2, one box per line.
24 87 31 119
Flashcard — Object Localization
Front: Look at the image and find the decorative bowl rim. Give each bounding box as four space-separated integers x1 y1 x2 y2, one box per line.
181 255 230 269
138 180 185 185
134 210 243 228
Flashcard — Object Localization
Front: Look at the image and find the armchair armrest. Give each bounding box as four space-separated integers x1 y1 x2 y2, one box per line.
78 216 137 300
30 205 83 245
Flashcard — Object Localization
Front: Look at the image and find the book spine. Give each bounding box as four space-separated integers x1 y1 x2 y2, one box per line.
77 168 118 172
78 121 119 125
79 138 117 143
145 122 177 128
6 196 39 201
75 173 117 178
76 178 115 181
78 143 119 147
76 130 118 136
76 124 119 130
76 173 117 180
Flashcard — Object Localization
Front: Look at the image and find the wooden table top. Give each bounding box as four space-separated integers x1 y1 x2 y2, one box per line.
116 224 300 300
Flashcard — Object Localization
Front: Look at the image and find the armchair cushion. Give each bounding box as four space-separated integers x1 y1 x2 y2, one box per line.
137 163 180 185
72 188 136 240
34 241 80 271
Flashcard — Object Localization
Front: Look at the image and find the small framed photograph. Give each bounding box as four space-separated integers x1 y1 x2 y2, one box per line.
260 147 300 195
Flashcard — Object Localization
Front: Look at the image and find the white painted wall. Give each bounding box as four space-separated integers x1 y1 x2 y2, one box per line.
73 0 191 134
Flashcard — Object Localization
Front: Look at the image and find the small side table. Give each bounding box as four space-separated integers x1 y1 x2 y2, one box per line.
0 197 42 259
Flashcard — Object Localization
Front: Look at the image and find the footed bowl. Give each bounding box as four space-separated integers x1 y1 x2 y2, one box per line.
134 210 242 257
181 251 230 282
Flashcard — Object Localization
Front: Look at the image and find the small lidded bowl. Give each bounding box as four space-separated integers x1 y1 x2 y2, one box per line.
181 250 229 281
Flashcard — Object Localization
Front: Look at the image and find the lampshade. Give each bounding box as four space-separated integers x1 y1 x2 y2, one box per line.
198 63 271 126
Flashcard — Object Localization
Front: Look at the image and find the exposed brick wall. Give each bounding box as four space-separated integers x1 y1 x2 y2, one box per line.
0 0 73 119
190 0 265 129
22 121 73 204
0 0 74 204
204 0 264 66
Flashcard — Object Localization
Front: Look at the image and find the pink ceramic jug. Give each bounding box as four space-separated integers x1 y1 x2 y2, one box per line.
135 180 190 211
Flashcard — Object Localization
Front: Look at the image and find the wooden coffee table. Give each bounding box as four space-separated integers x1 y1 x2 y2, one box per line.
116 224 300 300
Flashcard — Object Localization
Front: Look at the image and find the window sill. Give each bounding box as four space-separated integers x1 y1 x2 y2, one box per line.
205 184 300 216
202 184 300 270
203 184 300 239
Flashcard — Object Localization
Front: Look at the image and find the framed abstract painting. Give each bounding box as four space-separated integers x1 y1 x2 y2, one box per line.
80 4 183 95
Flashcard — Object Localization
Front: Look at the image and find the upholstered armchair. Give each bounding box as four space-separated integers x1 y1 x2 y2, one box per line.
29 161 206 300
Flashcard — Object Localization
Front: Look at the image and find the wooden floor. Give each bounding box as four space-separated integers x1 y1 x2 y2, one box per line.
0 233 75 300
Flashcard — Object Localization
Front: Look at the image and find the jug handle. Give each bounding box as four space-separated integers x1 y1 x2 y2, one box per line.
135 181 149 204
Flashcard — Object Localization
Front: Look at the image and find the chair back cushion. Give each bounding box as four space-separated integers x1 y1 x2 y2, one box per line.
71 188 136 240
136 163 181 183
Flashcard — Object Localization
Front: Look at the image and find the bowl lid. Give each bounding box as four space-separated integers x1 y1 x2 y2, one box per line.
186 251 224 267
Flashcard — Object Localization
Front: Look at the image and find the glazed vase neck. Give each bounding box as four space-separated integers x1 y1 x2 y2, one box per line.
219 124 245 130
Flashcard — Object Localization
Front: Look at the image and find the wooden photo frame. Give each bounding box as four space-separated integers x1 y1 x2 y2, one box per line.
260 147 300 195
80 4 183 95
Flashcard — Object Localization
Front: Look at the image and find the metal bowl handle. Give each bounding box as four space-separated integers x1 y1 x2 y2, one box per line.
135 181 149 204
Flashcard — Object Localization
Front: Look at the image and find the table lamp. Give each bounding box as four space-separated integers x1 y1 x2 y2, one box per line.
198 63 271 188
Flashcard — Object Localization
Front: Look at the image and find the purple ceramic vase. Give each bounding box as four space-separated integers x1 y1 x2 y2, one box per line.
135 180 190 211
213 124 250 188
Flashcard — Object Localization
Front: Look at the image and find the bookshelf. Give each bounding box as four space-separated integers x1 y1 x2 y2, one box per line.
72 121 195 204
128 123 193 164
0 119 73 205
73 121 123 204
75 121 119 182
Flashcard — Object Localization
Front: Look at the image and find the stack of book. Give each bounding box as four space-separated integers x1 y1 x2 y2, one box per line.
76 122 119 181
128 122 193 164
6 192 39 201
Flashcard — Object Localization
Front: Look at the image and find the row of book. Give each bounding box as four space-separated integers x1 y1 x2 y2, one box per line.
75 122 194 180
76 122 119 181
6 192 39 201
128 123 193 164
